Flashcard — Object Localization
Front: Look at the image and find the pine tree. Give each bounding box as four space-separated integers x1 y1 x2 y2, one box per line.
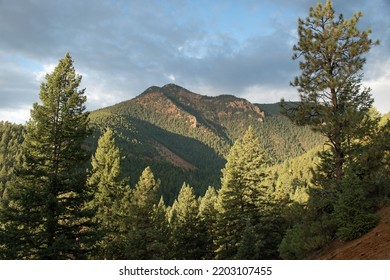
0 53 98 259
170 183 207 259
215 126 279 259
282 0 379 180
279 1 381 258
236 219 258 260
0 122 24 199
373 118 390 196
87 128 130 259
333 170 378 241
125 166 160 259
198 186 218 259
148 197 171 259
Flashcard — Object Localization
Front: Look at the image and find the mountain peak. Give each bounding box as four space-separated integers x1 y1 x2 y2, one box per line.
138 83 191 98
134 84 264 123
140 85 162 95
161 83 185 91
160 83 201 99
88 83 324 199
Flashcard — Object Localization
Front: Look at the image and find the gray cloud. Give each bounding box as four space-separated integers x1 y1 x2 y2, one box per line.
0 53 40 109
1 0 389 122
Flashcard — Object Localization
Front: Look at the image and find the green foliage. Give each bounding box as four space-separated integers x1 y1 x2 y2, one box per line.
333 173 378 241
279 1 384 259
148 197 171 259
169 183 207 259
269 145 321 202
283 0 378 179
89 128 122 187
354 116 390 202
235 219 258 260
279 182 340 259
279 166 380 259
0 47 387 260
88 114 225 204
87 128 130 259
88 84 323 202
125 166 161 259
279 135 387 259
279 219 333 260
131 166 160 209
215 127 265 259
0 53 98 259
376 118 390 197
198 186 218 259
215 126 283 259
379 112 390 127
0 122 24 198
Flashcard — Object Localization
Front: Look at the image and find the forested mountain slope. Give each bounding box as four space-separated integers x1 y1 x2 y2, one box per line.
88 84 324 202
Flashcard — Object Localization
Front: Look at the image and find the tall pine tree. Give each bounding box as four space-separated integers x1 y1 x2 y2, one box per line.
87 128 130 259
198 186 218 259
279 1 380 258
125 166 161 259
215 126 281 259
282 0 379 180
0 53 97 259
148 197 171 259
169 183 207 259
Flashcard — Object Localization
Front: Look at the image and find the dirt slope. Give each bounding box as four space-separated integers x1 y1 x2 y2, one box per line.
315 206 390 259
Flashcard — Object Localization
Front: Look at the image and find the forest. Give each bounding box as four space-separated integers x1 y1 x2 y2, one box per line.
0 1 389 260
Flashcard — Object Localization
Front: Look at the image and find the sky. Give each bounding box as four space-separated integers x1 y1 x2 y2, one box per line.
1 0 389 123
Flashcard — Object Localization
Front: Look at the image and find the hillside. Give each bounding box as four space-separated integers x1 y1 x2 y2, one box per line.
88 84 325 202
313 205 390 260
1 84 388 260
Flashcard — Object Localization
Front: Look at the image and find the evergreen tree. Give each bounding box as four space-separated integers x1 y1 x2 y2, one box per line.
332 170 378 241
198 186 218 259
0 53 97 259
148 197 171 259
279 1 381 258
330 113 389 242
0 122 24 199
215 126 280 259
374 118 390 196
125 166 160 259
87 128 130 259
236 219 258 260
282 0 379 180
170 183 207 259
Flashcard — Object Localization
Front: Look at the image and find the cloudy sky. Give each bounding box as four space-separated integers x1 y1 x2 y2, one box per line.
1 0 389 123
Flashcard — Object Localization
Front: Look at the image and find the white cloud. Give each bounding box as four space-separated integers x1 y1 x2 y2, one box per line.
0 106 31 124
34 64 56 81
241 85 297 104
365 82 390 114
364 57 390 114
86 91 124 109
167 74 176 81
84 80 129 111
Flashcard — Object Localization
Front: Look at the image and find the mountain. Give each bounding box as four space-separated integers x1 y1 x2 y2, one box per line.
88 84 324 202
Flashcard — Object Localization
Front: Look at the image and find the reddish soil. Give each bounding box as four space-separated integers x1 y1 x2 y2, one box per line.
314 206 390 259
153 142 197 171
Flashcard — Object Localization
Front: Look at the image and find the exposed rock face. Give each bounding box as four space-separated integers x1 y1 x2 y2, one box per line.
136 83 265 128
189 115 197 128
